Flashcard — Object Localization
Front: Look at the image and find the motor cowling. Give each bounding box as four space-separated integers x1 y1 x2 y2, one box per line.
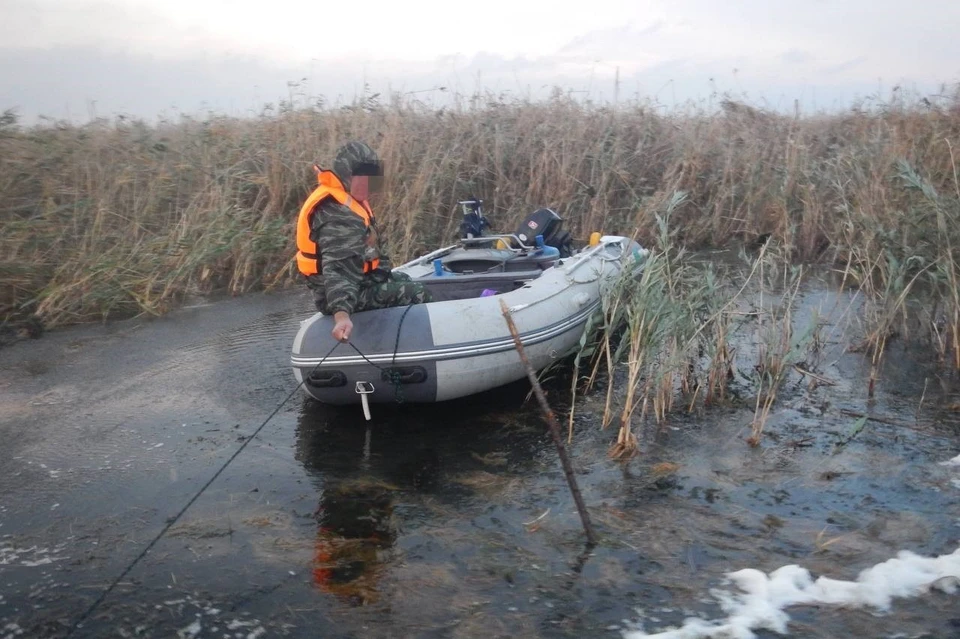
515 208 573 257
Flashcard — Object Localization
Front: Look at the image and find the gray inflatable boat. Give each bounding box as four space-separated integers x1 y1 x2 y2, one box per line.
292 211 646 406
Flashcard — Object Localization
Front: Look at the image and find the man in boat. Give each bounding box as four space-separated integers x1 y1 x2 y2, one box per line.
296 141 431 342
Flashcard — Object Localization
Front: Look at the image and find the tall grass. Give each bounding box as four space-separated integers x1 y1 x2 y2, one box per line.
899 157 960 372
3 90 960 332
584 189 956 451
746 244 813 446
591 201 747 456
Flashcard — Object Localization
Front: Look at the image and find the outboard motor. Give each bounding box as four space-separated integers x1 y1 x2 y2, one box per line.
515 208 573 257
459 198 490 239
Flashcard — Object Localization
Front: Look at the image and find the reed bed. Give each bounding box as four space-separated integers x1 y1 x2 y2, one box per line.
584 195 959 451
2 90 959 331
579 157 960 450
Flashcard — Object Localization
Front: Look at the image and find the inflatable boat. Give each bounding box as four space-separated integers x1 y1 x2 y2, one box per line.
291 204 647 406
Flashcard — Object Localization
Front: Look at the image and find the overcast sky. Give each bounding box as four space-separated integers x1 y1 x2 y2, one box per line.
2 0 958 121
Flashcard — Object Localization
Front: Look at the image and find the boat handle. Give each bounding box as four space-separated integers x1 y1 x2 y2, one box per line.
355 381 375 421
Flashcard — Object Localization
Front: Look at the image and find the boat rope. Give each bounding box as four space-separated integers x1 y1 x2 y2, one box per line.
347 302 415 404
65 340 343 638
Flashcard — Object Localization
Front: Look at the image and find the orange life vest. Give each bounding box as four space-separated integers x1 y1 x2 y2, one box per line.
295 170 381 277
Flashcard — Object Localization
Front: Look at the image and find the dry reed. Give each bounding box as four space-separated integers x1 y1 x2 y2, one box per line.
2 89 960 335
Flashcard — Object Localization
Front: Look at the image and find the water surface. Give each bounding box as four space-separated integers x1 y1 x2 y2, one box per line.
1 286 959 638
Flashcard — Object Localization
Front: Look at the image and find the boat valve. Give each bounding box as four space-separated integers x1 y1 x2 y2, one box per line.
355 381 375 421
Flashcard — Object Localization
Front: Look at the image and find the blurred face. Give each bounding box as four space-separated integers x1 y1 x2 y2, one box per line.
350 175 369 201
349 175 383 202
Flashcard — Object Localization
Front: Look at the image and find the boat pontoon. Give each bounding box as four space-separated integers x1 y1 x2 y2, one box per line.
292 202 646 406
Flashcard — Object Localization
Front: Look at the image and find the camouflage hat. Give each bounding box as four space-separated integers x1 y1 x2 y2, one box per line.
332 141 381 188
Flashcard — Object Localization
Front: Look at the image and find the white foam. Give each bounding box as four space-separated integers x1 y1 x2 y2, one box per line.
939 454 960 467
625 547 960 639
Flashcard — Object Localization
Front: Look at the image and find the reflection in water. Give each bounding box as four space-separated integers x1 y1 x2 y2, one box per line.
311 479 396 605
294 399 464 606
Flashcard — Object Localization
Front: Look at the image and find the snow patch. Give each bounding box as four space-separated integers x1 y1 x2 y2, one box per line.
3 622 25 637
0 544 68 567
227 619 257 630
177 619 201 638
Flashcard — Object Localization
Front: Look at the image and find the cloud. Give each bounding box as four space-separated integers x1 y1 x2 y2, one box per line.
0 44 949 124
781 49 813 65
822 56 868 76
558 21 664 55
2 0 958 121
0 47 324 120
1 0 224 58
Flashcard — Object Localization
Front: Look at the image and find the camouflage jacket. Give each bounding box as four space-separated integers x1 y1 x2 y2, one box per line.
307 198 390 315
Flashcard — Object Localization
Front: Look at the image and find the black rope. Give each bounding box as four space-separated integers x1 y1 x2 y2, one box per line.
65 340 343 638
346 303 415 404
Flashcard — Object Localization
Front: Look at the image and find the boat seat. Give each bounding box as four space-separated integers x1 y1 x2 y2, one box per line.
442 247 560 274
419 270 543 302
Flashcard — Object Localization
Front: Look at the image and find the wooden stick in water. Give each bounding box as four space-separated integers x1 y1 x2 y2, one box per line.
500 299 598 547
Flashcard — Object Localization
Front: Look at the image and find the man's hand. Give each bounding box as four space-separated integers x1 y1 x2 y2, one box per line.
332 311 353 342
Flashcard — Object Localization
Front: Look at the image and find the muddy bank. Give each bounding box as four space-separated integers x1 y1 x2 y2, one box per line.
1 285 959 638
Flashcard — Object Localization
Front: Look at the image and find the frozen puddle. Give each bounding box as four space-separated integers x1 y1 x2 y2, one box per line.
625 454 960 638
